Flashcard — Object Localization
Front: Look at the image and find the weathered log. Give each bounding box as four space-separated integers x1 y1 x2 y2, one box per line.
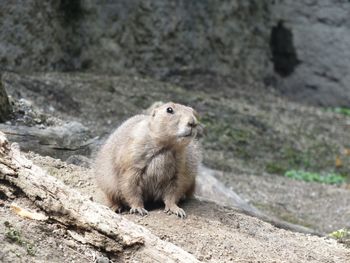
0 131 199 262
196 166 260 214
0 122 97 160
0 78 12 122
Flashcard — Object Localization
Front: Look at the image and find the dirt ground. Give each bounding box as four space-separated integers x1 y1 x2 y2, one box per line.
3 152 346 263
1 72 350 262
4 72 350 232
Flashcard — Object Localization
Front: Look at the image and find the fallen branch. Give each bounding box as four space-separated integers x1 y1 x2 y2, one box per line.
197 166 322 236
0 131 199 262
0 123 97 160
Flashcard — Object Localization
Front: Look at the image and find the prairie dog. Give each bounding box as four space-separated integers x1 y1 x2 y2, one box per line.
95 102 201 218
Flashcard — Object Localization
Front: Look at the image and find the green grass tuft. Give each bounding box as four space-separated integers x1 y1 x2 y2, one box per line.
328 107 350 116
329 228 350 247
284 170 345 184
330 229 350 239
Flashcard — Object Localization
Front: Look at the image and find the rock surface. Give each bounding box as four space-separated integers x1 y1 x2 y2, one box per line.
2 1 350 106
270 1 350 106
0 0 270 84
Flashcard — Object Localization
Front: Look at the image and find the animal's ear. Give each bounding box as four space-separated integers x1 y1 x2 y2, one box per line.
144 101 164 115
151 109 157 117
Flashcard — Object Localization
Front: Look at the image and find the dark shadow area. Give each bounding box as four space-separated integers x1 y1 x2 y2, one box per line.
270 20 300 77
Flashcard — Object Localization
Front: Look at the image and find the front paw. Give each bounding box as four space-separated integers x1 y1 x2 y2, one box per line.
130 207 149 216
164 205 186 219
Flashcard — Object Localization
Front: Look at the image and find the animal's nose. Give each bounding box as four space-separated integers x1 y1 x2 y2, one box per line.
188 118 197 128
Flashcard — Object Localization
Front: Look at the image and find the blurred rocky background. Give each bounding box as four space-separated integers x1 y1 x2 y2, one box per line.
1 0 350 106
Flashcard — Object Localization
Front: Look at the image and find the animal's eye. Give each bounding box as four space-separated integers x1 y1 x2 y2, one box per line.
166 107 174 114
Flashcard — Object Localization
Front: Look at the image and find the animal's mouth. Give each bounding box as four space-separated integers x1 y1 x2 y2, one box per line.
178 129 195 138
182 131 192 137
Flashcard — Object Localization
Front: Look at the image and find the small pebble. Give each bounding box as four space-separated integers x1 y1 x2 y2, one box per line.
65 239 76 248
96 256 110 263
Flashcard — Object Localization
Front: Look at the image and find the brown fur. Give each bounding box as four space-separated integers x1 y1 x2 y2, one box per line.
94 102 201 218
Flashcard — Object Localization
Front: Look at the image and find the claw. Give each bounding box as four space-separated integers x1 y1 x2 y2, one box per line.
130 207 149 216
176 208 186 219
164 205 186 219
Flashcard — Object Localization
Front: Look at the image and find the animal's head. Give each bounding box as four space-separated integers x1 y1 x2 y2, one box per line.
149 102 199 147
